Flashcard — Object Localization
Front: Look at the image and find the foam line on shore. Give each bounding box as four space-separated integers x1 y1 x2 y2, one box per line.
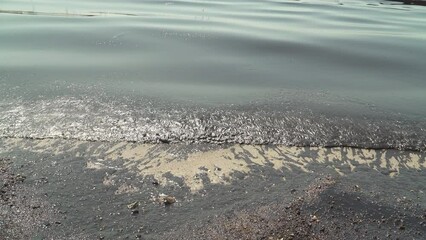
2 138 425 192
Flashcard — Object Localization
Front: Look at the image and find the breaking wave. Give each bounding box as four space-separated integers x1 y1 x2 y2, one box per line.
1 93 425 151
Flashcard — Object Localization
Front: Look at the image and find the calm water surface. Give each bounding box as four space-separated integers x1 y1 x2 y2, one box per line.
1 0 425 149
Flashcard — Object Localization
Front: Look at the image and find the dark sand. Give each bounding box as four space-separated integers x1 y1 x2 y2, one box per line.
1 138 425 239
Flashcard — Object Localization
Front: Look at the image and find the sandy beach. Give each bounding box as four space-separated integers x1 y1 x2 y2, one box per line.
1 138 425 239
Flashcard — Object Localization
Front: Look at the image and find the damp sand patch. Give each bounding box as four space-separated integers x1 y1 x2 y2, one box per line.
2 138 425 193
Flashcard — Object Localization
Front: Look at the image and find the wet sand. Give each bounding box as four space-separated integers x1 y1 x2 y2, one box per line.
1 138 425 239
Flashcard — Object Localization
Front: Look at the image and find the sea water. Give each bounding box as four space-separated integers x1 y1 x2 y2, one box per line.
1 0 425 150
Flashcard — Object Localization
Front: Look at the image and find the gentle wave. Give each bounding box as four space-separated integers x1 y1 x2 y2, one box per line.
1 0 425 151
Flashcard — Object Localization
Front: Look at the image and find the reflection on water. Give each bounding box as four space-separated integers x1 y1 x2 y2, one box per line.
0 9 137 17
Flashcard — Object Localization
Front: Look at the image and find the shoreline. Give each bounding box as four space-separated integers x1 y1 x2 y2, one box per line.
2 136 425 152
1 92 425 152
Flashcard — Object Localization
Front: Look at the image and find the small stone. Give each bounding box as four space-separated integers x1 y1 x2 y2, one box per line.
163 196 176 205
158 194 176 205
16 174 26 182
127 201 139 209
159 138 170 144
311 215 319 222
131 209 139 215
